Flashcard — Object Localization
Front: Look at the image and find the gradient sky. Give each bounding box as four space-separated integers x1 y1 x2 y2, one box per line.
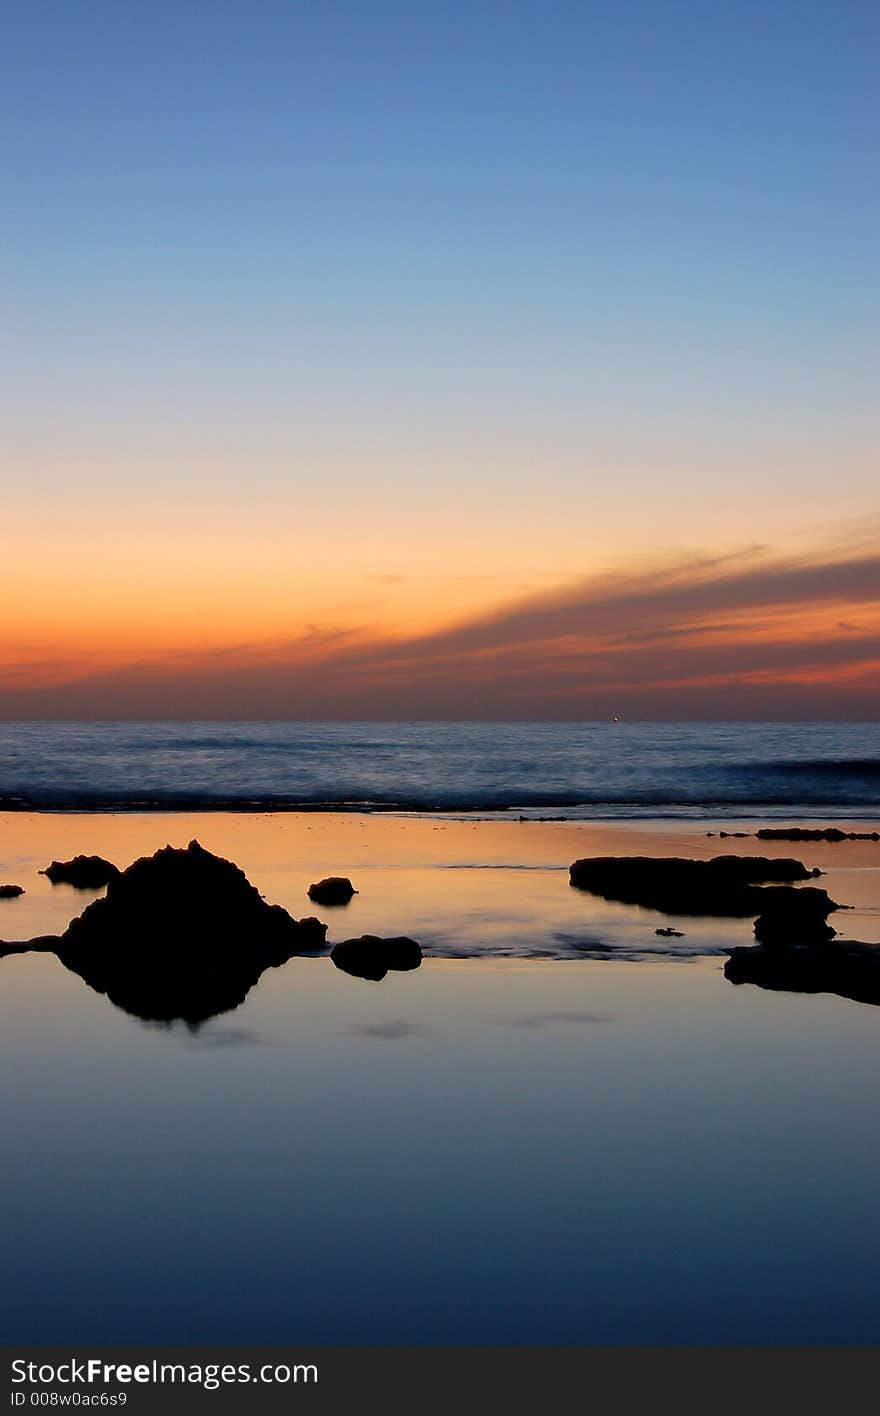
4 0 878 718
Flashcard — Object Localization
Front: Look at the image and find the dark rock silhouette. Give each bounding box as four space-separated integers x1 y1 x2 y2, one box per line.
330 935 422 982
308 876 358 905
569 855 825 916
4 841 327 1024
0 935 56 959
41 855 120 888
725 937 880 1007
655 926 684 937
0 885 24 899
752 887 839 945
755 827 880 842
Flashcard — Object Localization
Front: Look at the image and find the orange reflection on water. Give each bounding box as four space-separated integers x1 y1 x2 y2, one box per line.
2 811 879 952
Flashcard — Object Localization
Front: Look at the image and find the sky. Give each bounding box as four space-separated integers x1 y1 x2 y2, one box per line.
3 0 878 718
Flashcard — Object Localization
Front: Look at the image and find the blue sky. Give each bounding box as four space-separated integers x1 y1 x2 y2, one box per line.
7 0 876 419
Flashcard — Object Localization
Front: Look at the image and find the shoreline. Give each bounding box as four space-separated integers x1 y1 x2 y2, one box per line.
3 798 880 823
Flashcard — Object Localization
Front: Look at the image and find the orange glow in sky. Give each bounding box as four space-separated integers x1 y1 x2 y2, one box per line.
4 514 879 717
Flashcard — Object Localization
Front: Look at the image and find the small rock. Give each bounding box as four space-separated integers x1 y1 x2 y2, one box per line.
308 876 357 905
752 886 839 946
41 855 120 888
330 935 422 982
0 884 24 899
655 927 684 937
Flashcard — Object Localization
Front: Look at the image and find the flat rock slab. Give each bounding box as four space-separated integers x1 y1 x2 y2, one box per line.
756 827 880 842
569 855 825 917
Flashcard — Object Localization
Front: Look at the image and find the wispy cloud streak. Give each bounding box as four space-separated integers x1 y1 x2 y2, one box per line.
2 535 879 718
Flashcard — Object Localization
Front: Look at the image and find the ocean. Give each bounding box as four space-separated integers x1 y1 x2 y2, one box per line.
0 720 877 817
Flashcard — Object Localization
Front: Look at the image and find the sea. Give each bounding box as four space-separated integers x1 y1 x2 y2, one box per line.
0 719 877 817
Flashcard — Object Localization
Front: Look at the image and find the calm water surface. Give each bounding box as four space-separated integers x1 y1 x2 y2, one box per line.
1 813 878 1343
2 953 879 1344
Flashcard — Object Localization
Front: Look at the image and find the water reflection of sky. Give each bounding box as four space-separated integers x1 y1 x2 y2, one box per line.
1 812 879 1343
2 950 879 1344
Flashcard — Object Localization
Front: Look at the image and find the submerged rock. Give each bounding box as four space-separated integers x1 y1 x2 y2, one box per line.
308 876 358 905
41 855 120 888
569 855 824 916
330 934 422 982
725 937 880 1007
9 841 327 1024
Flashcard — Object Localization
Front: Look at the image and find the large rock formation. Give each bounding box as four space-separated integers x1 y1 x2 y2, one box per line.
6 841 327 1024
568 854 825 916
